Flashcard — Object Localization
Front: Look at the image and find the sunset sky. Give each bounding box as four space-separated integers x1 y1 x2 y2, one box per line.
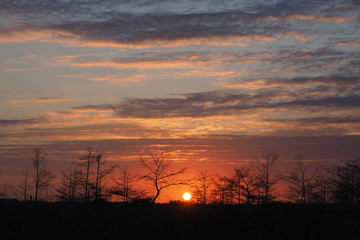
1 0 359 199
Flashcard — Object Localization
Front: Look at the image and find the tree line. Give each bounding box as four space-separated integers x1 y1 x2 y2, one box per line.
1 147 360 205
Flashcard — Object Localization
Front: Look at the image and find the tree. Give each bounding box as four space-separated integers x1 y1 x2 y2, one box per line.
56 163 84 202
253 151 279 203
228 166 261 205
327 158 360 204
110 165 145 202
311 167 331 203
193 169 213 204
31 148 54 202
211 175 232 204
139 150 187 203
93 151 116 201
283 153 314 204
78 146 96 201
226 170 242 204
21 167 30 201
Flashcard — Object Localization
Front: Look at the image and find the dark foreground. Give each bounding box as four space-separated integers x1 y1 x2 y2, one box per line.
1 200 360 240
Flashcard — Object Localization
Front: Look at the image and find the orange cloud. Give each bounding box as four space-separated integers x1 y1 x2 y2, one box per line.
334 41 360 47
0 25 278 50
89 74 148 84
33 97 76 103
68 59 203 69
9 97 76 104
221 79 267 89
0 29 50 42
268 14 357 23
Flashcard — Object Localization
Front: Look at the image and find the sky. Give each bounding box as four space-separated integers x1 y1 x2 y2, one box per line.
0 0 360 198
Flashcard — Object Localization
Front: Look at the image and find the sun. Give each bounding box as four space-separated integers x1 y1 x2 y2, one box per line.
182 192 192 201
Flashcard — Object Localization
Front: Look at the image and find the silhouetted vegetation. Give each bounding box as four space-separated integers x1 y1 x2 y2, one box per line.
139 150 188 203
31 148 54 202
1 146 360 239
1 147 360 206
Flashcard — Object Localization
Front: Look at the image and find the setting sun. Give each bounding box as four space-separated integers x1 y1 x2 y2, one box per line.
182 192 192 201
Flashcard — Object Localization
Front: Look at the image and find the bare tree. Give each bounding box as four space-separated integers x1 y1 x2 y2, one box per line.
226 170 242 204
94 151 104 200
211 175 232 204
78 146 96 201
228 166 261 205
110 165 145 202
56 163 84 202
139 150 187 203
326 158 360 204
22 167 30 201
311 167 331 203
283 153 313 204
31 148 54 202
93 151 116 201
193 169 213 204
253 151 279 203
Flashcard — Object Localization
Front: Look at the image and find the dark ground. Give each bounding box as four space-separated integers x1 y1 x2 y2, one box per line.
1 200 360 240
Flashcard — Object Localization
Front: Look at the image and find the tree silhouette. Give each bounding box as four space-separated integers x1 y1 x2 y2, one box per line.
211 175 232 204
78 146 96 201
139 150 187 203
283 153 313 204
327 158 360 204
31 148 54 202
253 151 279 203
56 163 84 202
110 165 146 202
311 167 331 203
228 166 261 205
93 151 115 201
21 167 30 201
193 169 213 204
226 171 242 204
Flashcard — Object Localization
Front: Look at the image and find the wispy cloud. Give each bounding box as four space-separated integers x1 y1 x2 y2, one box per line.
9 97 76 104
0 116 48 126
222 75 360 89
58 73 148 84
33 97 76 103
89 74 148 84
1 0 357 49
72 89 360 119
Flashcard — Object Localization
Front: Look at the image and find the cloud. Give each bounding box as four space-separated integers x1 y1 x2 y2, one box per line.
269 116 360 124
1 123 175 141
2 0 357 48
9 97 76 104
223 75 360 89
33 97 76 103
71 89 360 120
56 51 231 69
334 41 360 47
0 117 48 126
273 95 360 108
267 14 358 23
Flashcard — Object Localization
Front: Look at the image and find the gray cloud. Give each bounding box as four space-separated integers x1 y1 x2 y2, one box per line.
274 95 360 108
0 122 174 141
268 116 360 124
0 117 47 126
1 0 357 46
73 90 360 119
